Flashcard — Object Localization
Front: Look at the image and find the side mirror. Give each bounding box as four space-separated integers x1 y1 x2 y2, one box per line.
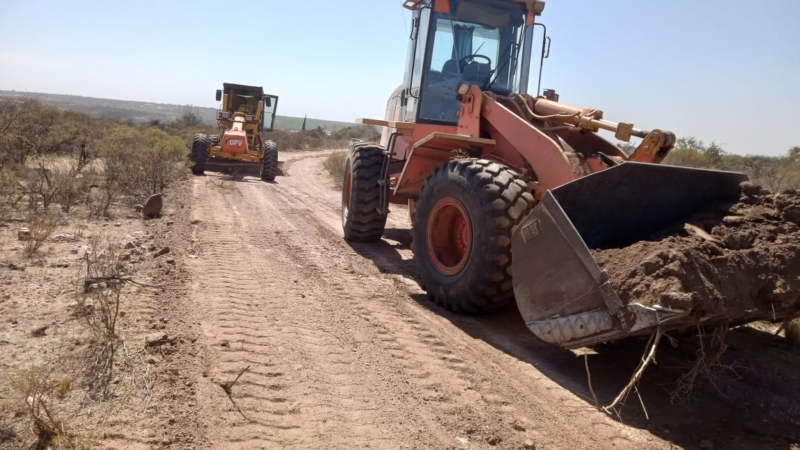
264 97 272 108
215 90 222 102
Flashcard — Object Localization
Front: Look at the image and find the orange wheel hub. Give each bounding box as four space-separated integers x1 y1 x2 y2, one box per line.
344 169 352 211
427 197 472 276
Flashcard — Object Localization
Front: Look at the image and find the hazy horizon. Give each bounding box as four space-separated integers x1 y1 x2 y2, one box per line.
1 0 798 156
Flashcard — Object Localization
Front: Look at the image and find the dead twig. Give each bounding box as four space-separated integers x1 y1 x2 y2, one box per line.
584 354 601 411
603 327 662 416
634 386 649 421
669 323 735 405
220 365 249 396
83 276 163 293
218 366 250 419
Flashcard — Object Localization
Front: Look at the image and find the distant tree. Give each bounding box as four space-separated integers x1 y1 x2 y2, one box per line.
664 137 727 169
788 145 800 162
332 125 381 142
702 142 726 167
176 105 202 128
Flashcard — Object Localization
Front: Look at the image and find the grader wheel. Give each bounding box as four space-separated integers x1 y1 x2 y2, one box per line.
190 134 210 175
261 140 279 182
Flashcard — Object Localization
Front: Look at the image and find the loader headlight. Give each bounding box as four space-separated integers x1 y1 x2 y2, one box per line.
245 115 255 122
218 111 231 120
457 82 471 96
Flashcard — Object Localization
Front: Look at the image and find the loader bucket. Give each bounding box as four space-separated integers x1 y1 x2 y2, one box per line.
512 162 748 349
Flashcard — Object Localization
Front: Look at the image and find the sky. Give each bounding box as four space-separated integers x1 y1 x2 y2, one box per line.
0 0 798 155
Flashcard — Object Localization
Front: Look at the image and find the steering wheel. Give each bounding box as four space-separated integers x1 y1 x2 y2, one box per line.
459 54 492 68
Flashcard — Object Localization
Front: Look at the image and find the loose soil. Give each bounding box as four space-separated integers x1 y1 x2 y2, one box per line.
594 182 800 323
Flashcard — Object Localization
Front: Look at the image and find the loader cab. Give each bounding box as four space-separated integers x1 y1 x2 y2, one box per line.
402 0 541 125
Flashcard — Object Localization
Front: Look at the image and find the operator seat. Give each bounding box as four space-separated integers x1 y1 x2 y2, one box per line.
462 61 491 85
420 59 462 121
441 59 460 81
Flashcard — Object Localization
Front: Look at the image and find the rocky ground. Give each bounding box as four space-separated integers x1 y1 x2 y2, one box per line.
1 151 799 450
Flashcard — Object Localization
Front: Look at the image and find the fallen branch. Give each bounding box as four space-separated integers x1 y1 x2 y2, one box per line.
83 276 163 293
218 366 250 419
600 326 662 417
219 365 249 396
584 354 601 411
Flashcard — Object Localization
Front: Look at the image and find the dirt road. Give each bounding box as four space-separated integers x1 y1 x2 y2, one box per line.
167 151 800 450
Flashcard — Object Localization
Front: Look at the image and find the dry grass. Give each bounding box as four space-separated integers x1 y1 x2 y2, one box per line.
56 378 72 398
0 167 24 222
9 365 70 448
23 209 59 257
0 404 19 447
77 235 125 398
323 151 347 187
50 434 98 450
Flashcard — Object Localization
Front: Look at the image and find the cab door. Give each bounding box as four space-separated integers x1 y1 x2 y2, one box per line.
261 94 279 132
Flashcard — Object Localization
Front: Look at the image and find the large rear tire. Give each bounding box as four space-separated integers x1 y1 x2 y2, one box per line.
342 145 388 242
190 134 209 175
261 140 279 182
412 159 533 313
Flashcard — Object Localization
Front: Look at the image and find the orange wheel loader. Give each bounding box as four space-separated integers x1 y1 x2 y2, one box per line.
341 0 758 349
190 83 281 181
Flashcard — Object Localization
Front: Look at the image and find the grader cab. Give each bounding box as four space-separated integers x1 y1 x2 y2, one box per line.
190 83 281 181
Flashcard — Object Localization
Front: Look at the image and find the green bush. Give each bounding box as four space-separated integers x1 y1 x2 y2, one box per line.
98 124 186 214
663 137 800 193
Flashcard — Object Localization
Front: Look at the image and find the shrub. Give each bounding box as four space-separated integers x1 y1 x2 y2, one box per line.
78 235 125 396
0 166 23 222
323 151 347 186
98 124 187 213
24 209 59 257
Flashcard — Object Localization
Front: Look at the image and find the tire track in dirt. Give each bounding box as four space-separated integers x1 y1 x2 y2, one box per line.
175 152 800 450
189 171 430 448
184 154 666 450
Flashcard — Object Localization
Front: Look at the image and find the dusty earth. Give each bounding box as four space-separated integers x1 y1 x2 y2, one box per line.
594 182 800 321
2 151 800 450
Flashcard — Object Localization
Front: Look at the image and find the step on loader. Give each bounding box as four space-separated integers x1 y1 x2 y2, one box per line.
191 83 282 181
340 0 797 349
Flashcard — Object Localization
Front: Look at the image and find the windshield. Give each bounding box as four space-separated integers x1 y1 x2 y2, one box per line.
418 0 526 124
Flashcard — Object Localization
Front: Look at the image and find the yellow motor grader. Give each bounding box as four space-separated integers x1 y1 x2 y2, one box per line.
190 83 281 181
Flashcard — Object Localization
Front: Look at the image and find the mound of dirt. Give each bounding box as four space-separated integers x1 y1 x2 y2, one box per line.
593 182 800 321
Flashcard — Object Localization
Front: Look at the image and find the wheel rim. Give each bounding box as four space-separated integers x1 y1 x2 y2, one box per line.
427 197 472 276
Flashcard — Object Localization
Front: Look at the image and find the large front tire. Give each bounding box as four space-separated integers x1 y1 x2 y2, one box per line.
190 134 210 175
412 159 533 313
261 140 279 182
342 145 388 242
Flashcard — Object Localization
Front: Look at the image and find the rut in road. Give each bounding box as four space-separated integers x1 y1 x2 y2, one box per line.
186 154 670 450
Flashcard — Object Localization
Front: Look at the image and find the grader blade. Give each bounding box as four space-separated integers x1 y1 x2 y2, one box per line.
511 162 747 349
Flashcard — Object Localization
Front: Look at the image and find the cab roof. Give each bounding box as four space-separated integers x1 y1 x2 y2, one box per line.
222 83 264 98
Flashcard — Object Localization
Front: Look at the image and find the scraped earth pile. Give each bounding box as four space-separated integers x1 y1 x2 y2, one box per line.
593 182 800 321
